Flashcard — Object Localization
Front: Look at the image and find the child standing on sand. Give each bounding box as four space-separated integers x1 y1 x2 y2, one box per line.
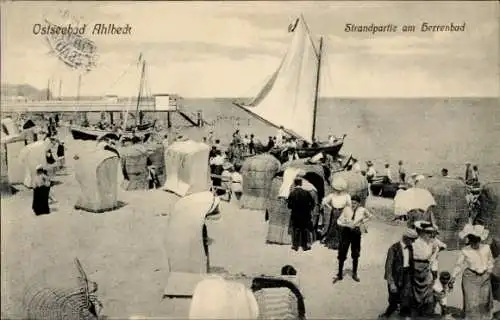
430 229 447 280
433 271 453 317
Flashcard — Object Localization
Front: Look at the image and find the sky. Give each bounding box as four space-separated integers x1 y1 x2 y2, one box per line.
1 1 498 98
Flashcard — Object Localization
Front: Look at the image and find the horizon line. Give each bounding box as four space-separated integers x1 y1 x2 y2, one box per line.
1 83 498 100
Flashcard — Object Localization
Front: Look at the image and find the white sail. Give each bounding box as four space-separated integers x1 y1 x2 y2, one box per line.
240 16 320 143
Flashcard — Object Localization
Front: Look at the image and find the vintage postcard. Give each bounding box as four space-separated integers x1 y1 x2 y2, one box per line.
1 1 499 319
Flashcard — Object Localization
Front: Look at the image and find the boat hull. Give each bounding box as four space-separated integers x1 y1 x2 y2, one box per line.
70 127 109 141
70 122 154 141
296 142 343 158
270 141 344 162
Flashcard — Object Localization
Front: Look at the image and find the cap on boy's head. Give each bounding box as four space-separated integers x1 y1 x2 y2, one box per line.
351 195 361 203
439 271 451 282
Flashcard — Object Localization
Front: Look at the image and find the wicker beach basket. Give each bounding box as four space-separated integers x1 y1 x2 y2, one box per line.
418 177 469 250
474 181 500 241
145 143 166 186
493 257 500 302
0 142 12 195
240 154 281 210
23 258 102 320
251 276 306 320
74 149 120 213
331 171 369 205
281 160 330 198
266 162 330 245
119 145 149 190
266 177 293 245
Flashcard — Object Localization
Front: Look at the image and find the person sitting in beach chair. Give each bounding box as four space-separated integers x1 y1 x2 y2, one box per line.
252 265 306 320
147 158 160 189
219 163 233 201
231 164 243 202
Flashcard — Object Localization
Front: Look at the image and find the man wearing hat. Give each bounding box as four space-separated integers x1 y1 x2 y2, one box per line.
379 228 418 319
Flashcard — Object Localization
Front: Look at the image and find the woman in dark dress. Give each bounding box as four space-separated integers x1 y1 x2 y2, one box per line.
321 177 351 250
32 165 51 215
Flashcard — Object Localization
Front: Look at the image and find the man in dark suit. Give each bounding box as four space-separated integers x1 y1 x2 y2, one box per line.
379 228 418 319
287 177 315 251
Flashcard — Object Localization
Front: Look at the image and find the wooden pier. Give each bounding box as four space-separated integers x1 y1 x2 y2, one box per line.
1 99 205 127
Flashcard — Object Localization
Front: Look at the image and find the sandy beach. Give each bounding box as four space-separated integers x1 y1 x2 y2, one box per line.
2 129 498 319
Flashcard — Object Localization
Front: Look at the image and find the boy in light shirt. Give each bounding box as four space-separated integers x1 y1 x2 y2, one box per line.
433 271 453 317
430 229 447 280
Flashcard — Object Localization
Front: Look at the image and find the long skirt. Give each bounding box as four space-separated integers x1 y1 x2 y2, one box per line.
32 186 50 215
462 268 493 320
412 261 435 317
322 208 342 250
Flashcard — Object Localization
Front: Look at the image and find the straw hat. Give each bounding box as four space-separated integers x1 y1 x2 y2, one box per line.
403 228 418 239
35 164 44 171
458 223 489 241
331 177 347 192
414 220 437 233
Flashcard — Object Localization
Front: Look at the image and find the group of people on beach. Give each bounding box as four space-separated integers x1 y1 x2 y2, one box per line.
381 221 495 320
287 168 495 319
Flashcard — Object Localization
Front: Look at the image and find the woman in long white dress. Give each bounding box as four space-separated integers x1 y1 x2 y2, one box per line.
321 177 351 250
451 224 494 320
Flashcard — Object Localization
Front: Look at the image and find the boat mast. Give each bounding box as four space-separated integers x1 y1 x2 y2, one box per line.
76 73 82 101
47 78 51 100
58 79 62 100
311 36 323 143
135 58 146 126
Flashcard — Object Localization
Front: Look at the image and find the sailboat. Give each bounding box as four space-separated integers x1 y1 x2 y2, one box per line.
70 54 156 141
233 15 345 160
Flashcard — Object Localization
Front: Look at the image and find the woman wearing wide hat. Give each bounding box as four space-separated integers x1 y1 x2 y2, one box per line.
451 224 494 320
411 221 439 317
321 177 351 250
